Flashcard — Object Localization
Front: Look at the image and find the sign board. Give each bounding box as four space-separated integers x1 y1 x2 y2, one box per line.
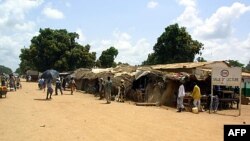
212 67 242 86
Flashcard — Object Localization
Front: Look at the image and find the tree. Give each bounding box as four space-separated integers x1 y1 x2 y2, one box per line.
245 61 250 71
98 47 118 68
15 68 21 74
19 28 96 72
143 23 203 65
227 60 244 68
0 65 12 74
196 57 207 62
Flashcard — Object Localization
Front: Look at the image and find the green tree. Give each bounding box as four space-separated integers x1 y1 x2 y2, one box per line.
228 60 244 68
19 28 96 72
0 65 12 74
143 23 203 65
15 68 21 74
245 61 250 71
196 57 207 62
98 47 118 68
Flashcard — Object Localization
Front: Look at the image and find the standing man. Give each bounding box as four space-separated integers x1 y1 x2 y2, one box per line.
105 76 112 104
69 77 76 95
55 78 63 95
191 82 202 112
118 79 125 102
177 81 185 112
98 78 104 100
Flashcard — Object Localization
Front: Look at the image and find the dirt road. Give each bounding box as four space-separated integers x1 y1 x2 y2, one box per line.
0 80 249 141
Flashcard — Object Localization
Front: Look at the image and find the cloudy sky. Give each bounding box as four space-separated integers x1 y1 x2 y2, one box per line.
1 0 250 71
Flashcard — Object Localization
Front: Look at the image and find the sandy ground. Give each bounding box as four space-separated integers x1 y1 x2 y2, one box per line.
0 80 249 141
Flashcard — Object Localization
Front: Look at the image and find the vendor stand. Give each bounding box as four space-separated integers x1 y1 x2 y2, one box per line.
0 86 7 98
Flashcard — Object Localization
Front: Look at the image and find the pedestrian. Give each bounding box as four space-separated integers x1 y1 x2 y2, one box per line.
117 79 125 102
55 78 63 95
98 78 104 100
105 76 112 104
9 74 16 91
69 77 76 95
191 82 202 112
62 77 66 90
16 76 22 89
177 81 185 112
46 79 53 100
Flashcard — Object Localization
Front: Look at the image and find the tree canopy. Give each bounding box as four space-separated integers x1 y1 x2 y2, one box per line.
196 57 207 62
98 47 118 68
228 60 244 68
143 23 203 65
19 28 96 72
0 65 12 74
245 61 250 71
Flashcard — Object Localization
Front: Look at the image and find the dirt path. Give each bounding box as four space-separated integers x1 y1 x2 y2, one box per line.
0 80 249 141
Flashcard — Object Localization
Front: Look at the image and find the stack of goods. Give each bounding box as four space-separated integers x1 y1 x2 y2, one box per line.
0 86 7 98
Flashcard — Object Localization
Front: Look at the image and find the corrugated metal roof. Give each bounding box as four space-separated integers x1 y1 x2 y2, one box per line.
151 61 226 70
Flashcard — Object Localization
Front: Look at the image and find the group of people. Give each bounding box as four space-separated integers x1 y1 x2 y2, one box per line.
97 76 125 104
176 81 219 113
0 74 22 91
38 77 77 100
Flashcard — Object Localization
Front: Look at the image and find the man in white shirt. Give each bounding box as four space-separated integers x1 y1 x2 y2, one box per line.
177 81 185 112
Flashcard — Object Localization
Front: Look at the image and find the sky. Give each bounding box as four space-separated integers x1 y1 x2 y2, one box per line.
0 0 250 71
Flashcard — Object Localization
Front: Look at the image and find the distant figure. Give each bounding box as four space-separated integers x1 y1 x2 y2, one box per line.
211 95 219 113
28 75 32 82
46 79 53 100
1 76 6 86
9 74 16 91
117 79 125 102
55 78 63 95
177 81 185 112
191 82 202 112
98 78 104 100
16 76 22 89
105 76 112 104
62 77 66 90
69 77 76 95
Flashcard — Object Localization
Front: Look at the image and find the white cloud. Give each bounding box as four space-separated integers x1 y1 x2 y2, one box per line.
176 1 250 65
76 28 86 45
194 2 250 39
42 6 64 19
147 1 158 9
91 30 152 65
176 0 202 28
0 0 44 71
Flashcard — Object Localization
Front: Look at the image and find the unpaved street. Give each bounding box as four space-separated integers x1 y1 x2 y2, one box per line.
0 80 249 141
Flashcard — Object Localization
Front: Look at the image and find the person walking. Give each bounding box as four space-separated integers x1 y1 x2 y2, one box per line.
191 82 202 112
55 78 63 95
46 79 53 100
62 77 66 91
105 76 112 104
69 77 76 95
177 81 185 112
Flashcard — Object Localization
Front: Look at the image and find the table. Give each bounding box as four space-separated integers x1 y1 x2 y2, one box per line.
218 90 239 109
183 95 208 112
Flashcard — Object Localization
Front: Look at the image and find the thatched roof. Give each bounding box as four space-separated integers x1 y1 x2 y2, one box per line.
26 70 39 76
151 61 229 70
113 65 137 73
74 68 91 80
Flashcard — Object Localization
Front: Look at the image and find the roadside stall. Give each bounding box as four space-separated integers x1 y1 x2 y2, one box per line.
210 67 242 116
0 86 7 98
